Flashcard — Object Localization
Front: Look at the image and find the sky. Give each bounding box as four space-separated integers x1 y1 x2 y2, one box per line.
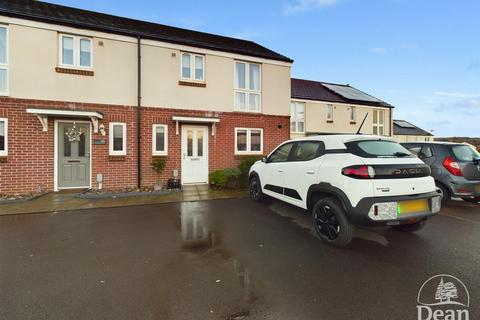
48 0 480 137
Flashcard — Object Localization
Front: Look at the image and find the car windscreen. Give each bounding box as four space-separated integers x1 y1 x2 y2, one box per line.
451 145 480 162
345 140 414 158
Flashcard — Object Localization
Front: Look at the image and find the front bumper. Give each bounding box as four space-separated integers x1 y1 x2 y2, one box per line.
448 180 480 198
348 192 441 227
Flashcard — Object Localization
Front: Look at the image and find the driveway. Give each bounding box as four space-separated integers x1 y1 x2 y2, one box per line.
0 198 478 319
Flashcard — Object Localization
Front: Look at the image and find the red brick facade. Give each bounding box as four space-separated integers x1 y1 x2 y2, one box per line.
0 97 290 195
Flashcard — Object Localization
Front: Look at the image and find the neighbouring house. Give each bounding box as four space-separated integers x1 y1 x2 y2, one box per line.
0 0 293 195
393 120 434 142
290 78 394 139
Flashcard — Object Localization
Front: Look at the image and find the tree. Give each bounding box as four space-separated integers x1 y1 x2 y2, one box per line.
435 278 458 303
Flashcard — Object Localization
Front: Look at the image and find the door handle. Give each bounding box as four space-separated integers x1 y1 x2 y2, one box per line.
278 169 284 173
306 170 315 175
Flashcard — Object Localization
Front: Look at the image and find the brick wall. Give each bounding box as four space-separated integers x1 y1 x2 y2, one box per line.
0 98 290 195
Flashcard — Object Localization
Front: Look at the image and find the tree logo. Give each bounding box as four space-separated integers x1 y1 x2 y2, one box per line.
417 274 470 320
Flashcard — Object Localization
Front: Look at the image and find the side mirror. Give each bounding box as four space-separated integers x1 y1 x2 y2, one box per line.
474 157 480 165
262 156 268 163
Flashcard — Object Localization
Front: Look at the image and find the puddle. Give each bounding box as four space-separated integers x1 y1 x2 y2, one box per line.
177 203 256 318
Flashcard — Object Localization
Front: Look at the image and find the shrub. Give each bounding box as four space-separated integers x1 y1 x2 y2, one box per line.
209 168 242 189
151 157 166 185
238 156 261 180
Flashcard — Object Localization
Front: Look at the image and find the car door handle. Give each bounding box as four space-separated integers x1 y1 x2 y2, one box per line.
278 169 284 173
306 170 315 175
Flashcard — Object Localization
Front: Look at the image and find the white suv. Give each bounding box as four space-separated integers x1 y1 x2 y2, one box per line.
249 135 441 247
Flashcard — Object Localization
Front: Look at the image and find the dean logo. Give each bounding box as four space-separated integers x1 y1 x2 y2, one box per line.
417 274 470 320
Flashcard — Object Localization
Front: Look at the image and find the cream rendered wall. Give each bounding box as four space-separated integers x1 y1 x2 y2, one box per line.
9 24 138 106
141 46 291 116
393 135 434 143
291 99 392 137
6 20 291 116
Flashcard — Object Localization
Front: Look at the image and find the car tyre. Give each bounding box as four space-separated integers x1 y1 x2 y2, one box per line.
249 176 264 201
436 182 451 204
393 219 427 232
461 197 480 203
312 197 353 247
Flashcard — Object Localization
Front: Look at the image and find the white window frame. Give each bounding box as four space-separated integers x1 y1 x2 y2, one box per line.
373 109 385 135
290 101 305 133
350 106 356 122
234 61 262 112
109 122 127 156
0 117 7 156
180 52 205 82
326 104 334 121
58 34 93 69
234 128 263 155
152 124 168 156
0 25 9 96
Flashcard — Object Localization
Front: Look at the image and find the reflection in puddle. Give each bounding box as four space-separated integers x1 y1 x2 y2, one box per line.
179 208 256 318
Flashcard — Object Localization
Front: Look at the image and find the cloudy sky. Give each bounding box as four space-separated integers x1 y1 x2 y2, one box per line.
49 0 480 137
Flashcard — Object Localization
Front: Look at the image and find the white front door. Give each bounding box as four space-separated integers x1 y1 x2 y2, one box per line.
181 125 209 184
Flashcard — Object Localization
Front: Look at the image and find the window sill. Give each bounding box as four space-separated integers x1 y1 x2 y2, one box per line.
56 67 94 76
152 153 168 157
109 155 126 161
326 120 334 123
235 152 263 156
233 110 262 115
179 80 206 88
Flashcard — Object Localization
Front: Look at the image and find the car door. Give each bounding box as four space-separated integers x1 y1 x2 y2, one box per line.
282 141 325 209
261 142 294 201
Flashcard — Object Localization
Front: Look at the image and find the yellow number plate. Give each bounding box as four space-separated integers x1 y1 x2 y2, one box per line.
397 199 429 216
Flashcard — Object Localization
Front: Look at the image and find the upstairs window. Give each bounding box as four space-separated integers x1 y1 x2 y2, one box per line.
290 102 305 133
181 52 204 81
152 124 168 156
59 34 92 68
235 61 261 112
0 118 7 156
373 110 385 135
0 26 8 95
326 104 334 121
109 122 126 156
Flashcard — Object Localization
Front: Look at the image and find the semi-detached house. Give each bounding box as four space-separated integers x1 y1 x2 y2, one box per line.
0 0 293 194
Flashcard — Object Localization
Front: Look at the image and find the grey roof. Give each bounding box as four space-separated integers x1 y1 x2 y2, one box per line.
291 78 393 108
393 120 433 136
0 0 293 63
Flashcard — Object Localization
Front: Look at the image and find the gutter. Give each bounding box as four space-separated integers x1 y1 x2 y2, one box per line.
137 35 142 189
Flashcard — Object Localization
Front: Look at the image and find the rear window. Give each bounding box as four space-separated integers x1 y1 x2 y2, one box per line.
451 145 480 162
346 140 414 158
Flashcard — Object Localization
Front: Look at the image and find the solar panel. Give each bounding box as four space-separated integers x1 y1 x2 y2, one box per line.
322 83 383 103
394 121 416 128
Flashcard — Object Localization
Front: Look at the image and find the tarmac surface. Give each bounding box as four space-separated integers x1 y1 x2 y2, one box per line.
1 198 479 319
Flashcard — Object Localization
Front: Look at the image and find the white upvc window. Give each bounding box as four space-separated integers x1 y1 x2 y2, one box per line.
109 122 127 156
290 102 305 133
326 104 334 121
181 52 205 81
152 124 168 156
373 109 385 135
234 61 261 112
0 26 8 96
0 118 7 156
235 128 263 155
59 34 93 69
350 106 356 122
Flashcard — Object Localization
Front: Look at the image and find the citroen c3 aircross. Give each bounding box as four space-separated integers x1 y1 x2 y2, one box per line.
249 135 441 247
